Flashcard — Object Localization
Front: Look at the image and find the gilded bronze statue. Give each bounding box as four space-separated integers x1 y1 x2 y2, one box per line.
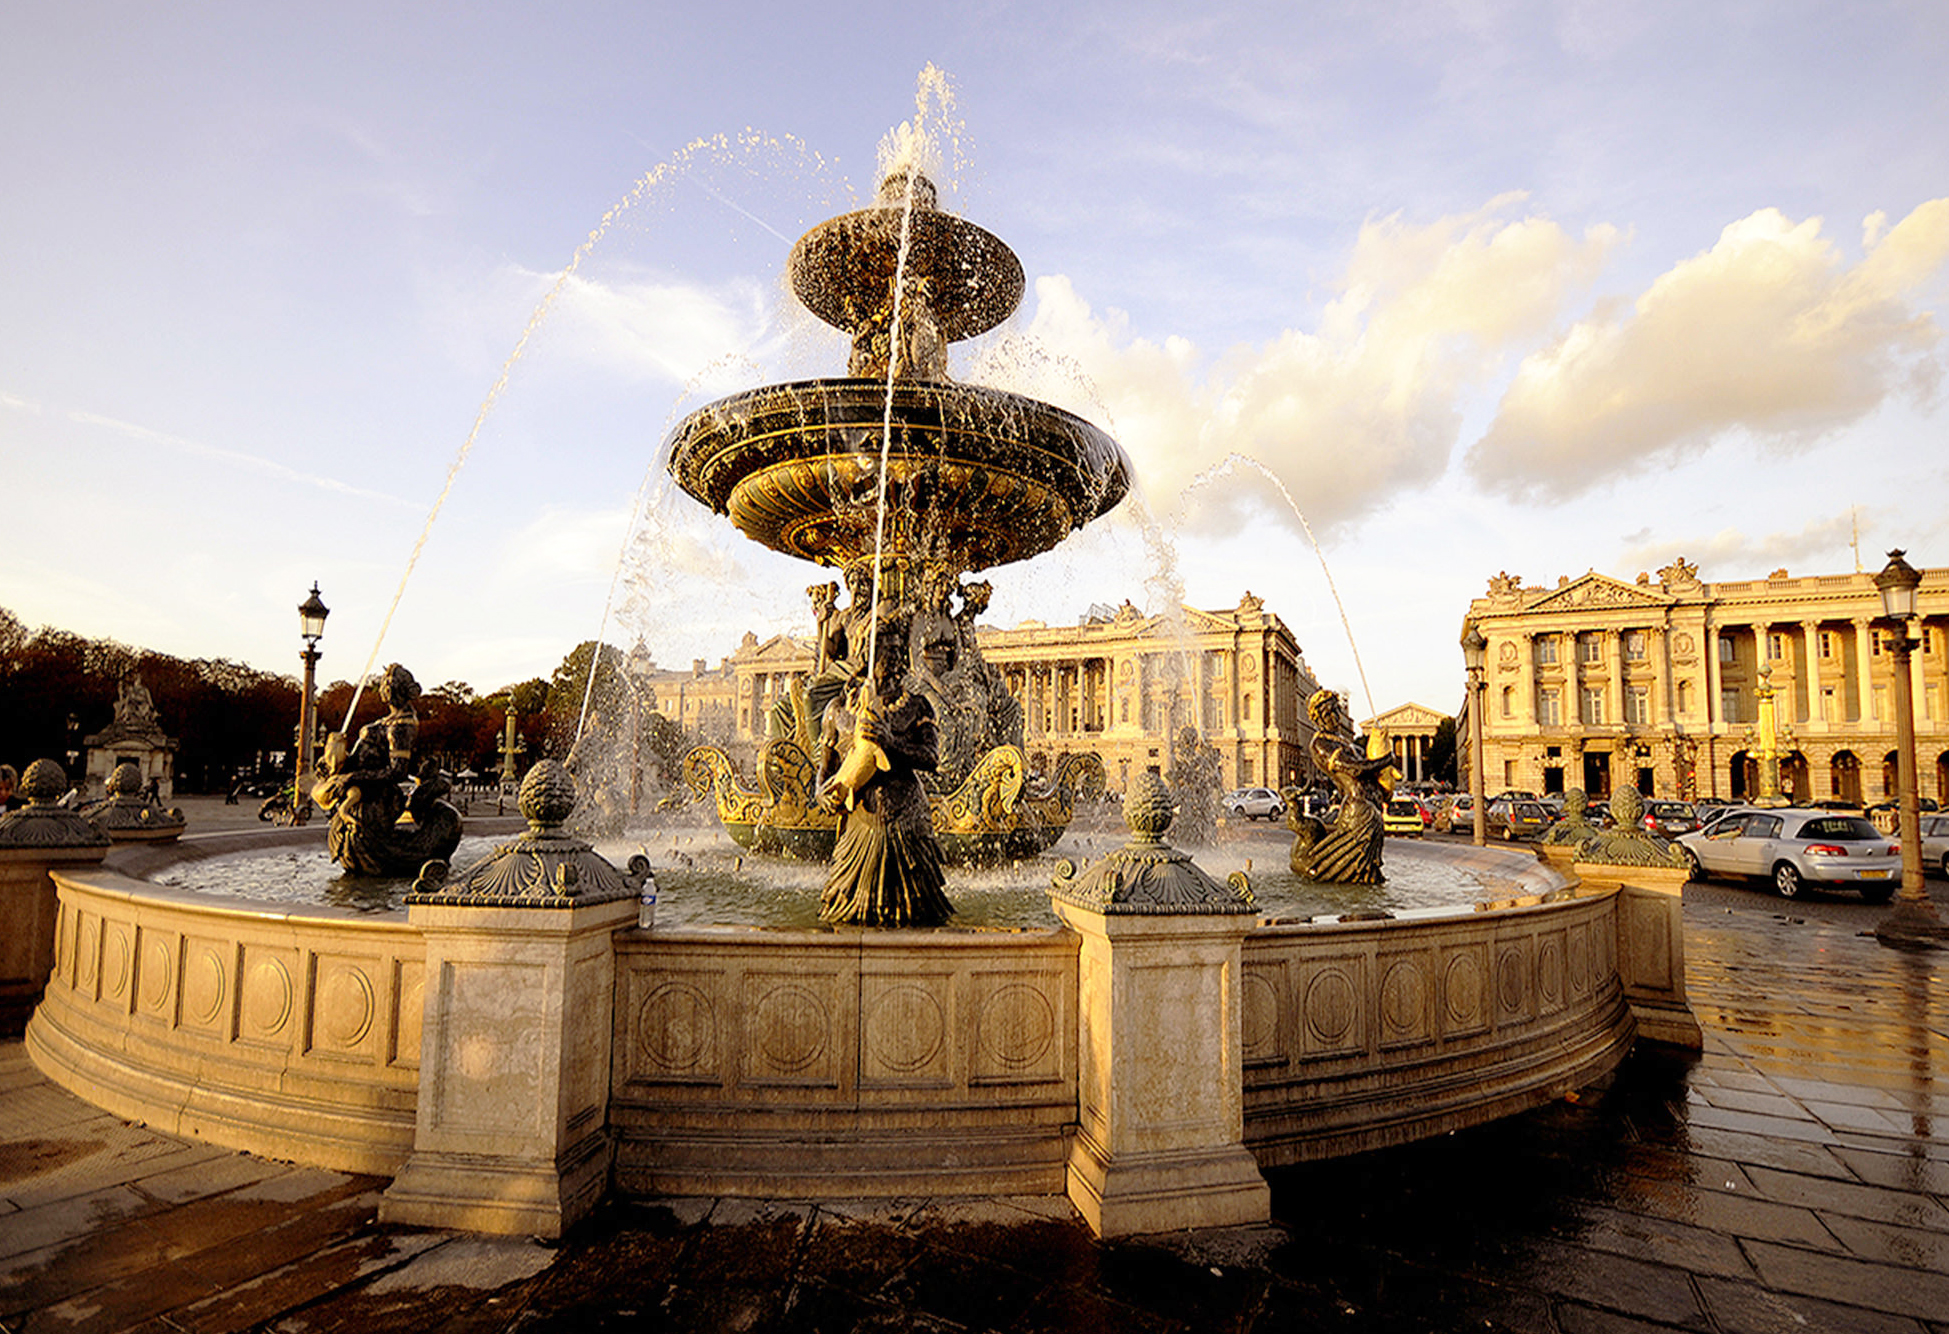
312 664 464 877
816 635 953 927
1286 689 1396 884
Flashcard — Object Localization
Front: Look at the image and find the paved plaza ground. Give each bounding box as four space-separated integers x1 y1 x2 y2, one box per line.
2 837 1946 1332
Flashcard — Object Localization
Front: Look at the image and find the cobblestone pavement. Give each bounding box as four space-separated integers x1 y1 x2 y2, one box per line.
2 882 1945 1332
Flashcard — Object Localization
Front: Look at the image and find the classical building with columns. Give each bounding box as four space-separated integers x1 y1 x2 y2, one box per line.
643 593 1325 793
1361 702 1449 786
1462 557 1949 804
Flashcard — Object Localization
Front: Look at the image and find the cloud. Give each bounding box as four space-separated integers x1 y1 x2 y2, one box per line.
991 196 1618 532
1614 511 1867 580
1467 199 1949 500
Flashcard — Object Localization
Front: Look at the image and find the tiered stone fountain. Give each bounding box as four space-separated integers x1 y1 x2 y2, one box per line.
669 171 1122 873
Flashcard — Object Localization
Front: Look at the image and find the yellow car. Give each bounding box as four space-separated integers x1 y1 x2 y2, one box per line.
1383 798 1425 837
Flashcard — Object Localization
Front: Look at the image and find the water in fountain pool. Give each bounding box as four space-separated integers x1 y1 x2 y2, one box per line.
150 821 1492 927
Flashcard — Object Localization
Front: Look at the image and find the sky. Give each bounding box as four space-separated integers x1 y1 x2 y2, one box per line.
3 0 1946 725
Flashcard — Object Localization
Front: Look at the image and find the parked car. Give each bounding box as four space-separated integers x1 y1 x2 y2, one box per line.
1640 800 1701 838
1222 787 1286 821
1383 798 1426 837
1490 789 1541 804
1484 798 1552 841
1920 814 1949 877
1432 793 1475 833
1676 809 1900 901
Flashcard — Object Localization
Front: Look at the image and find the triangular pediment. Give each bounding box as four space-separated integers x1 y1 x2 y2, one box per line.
744 633 813 662
1524 572 1672 613
1365 702 1448 731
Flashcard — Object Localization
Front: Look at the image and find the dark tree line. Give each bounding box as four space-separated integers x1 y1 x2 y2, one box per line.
0 609 697 795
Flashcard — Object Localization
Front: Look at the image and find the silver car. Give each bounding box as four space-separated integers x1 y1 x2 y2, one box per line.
1676 809 1900 901
1222 787 1286 821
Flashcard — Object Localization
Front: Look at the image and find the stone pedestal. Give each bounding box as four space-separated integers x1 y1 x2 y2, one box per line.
1574 862 1702 1048
378 760 648 1238
1052 905 1271 1236
378 895 635 1237
0 761 111 1035
1046 774 1269 1237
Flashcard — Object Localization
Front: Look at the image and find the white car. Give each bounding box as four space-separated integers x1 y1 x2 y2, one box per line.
1921 814 1949 877
1222 788 1286 821
1676 808 1900 901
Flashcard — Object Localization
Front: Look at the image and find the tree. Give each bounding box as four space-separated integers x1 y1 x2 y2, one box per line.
1427 716 1459 786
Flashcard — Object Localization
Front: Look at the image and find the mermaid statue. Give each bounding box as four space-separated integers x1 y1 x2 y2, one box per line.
1285 688 1397 885
312 663 464 877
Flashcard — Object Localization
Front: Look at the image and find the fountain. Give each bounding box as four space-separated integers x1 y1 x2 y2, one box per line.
667 169 1121 875
16 100 1685 1241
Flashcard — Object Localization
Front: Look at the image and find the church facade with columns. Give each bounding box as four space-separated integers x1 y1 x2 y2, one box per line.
645 593 1325 794
1461 557 1949 804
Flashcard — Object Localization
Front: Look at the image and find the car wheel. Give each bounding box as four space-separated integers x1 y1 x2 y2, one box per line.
1679 846 1703 882
1942 852 1949 878
1773 862 1804 899
1860 883 1896 905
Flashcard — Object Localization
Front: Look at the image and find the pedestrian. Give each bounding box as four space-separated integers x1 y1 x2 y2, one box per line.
0 764 22 812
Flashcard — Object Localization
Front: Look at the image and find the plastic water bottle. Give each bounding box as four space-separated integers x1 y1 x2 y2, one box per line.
638 868 659 930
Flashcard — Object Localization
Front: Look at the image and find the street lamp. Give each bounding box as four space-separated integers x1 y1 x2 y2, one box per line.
1871 550 1945 948
295 583 329 825
1461 622 1488 847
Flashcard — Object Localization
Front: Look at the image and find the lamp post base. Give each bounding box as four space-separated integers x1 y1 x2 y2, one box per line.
1874 899 1949 951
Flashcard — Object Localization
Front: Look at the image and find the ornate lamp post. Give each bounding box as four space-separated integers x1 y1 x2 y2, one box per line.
295 583 330 825
1461 622 1488 847
496 700 526 814
1871 550 1946 948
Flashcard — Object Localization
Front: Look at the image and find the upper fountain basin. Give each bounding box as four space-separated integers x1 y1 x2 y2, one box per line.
664 377 1131 570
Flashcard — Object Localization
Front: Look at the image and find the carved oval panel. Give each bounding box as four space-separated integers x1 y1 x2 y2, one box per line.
1444 952 1483 1027
76 916 99 992
1568 927 1590 994
103 927 132 1001
1496 946 1525 1015
317 965 375 1048
864 982 945 1074
139 937 173 1013
242 959 293 1037
638 981 712 1073
1242 971 1280 1056
184 948 227 1027
754 983 829 1074
1537 936 1564 1009
1380 960 1425 1039
977 982 1055 1070
1304 968 1357 1045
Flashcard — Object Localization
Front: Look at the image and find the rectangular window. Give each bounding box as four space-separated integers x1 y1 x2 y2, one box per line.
1872 631 1883 657
1580 635 1603 665
1581 686 1605 724
1538 690 1561 725
1504 760 1518 787
1501 686 1514 718
1767 632 1785 661
1874 684 1889 718
1720 687 1740 723
1625 686 1649 725
1624 631 1646 661
1821 685 1836 722
1537 637 1559 666
1718 635 1735 664
1926 628 1937 654
1820 629 1834 658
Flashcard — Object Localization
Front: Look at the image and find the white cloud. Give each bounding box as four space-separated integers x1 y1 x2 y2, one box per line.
988 196 1618 532
1615 511 1866 581
1467 199 1949 499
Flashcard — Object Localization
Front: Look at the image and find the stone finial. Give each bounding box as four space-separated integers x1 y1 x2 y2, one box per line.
82 761 186 842
408 759 649 907
1573 786 1688 869
1050 774 1254 915
0 760 110 849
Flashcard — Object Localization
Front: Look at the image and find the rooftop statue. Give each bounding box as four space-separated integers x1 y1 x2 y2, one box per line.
312 664 464 877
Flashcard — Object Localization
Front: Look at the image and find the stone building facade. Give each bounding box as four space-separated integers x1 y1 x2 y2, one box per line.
642 594 1325 793
1462 557 1949 804
1361 702 1449 785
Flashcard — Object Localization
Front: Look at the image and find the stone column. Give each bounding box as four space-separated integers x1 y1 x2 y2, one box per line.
1610 628 1626 728
0 761 112 1035
1801 620 1824 727
1048 777 1268 1237
380 761 646 1239
1705 620 1725 728
1854 618 1876 722
1518 633 1537 727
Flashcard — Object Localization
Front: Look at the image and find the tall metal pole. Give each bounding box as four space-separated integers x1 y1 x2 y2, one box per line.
1875 623 1946 947
1468 670 1487 846
296 643 319 824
